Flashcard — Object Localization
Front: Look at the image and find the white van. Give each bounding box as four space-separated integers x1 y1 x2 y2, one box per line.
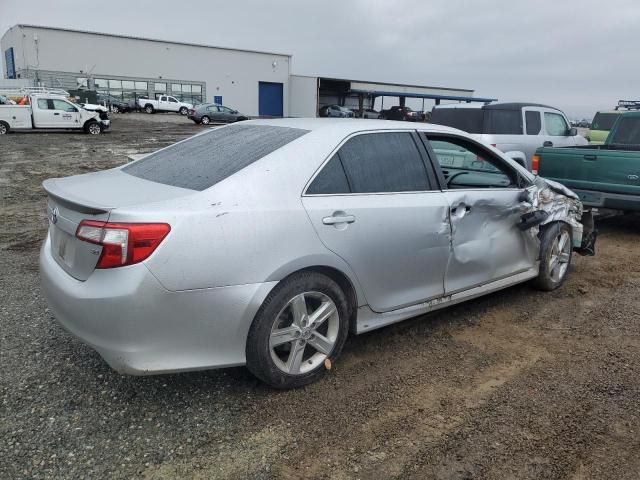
431 102 588 170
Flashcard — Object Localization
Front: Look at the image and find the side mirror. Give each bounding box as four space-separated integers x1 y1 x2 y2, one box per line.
568 127 578 136
504 151 527 168
232 110 238 114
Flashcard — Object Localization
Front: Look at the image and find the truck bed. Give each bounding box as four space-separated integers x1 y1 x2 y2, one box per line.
537 145 640 211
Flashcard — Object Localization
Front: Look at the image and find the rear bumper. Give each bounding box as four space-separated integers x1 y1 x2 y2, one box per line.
39 236 276 375
572 188 640 212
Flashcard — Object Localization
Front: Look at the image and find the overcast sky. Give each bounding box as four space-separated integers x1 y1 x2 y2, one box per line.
1 0 639 118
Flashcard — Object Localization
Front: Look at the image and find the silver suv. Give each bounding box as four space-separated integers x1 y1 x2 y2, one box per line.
431 102 588 170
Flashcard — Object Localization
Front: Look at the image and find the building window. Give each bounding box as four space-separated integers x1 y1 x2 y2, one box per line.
108 79 122 89
76 77 88 89
95 78 108 90
171 84 182 93
135 81 148 90
192 84 202 93
154 83 167 92
122 80 135 90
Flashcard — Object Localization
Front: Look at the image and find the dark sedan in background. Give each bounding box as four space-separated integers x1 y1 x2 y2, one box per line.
187 104 249 124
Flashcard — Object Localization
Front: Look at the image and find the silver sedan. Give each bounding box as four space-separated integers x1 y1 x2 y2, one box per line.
40 119 595 388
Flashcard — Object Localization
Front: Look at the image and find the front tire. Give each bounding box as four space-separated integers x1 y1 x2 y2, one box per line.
534 222 573 291
84 122 102 135
246 272 350 389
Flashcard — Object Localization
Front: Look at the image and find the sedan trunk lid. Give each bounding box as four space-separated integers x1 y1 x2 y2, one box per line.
43 168 194 280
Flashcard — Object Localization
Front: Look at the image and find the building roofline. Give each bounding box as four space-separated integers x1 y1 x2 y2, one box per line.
7 24 292 58
319 76 474 93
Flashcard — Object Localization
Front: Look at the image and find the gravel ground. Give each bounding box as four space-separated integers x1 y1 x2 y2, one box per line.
1 115 639 479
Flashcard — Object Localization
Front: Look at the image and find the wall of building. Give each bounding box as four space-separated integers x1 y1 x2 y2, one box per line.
289 75 318 117
1 25 291 116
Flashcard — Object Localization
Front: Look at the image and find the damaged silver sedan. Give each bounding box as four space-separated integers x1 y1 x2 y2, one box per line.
39 119 596 389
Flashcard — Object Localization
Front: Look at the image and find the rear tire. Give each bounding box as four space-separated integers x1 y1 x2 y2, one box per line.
200 115 210 125
0 121 9 134
179 107 188 115
246 272 350 389
145 105 154 114
533 222 573 291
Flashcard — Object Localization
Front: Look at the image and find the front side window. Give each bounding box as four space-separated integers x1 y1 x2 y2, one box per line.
310 132 430 194
426 135 521 189
52 99 76 112
525 111 542 135
544 112 569 136
169 97 178 103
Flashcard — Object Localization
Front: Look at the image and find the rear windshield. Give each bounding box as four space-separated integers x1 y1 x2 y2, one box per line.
430 108 484 133
609 116 640 146
591 112 619 131
123 124 309 190
484 109 522 134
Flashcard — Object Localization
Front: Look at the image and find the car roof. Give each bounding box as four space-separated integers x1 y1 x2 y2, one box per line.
239 117 464 135
434 102 559 111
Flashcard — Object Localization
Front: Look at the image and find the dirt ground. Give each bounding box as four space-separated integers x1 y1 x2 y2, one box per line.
1 115 639 480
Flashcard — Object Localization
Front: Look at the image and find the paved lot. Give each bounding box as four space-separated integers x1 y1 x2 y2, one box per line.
1 115 639 479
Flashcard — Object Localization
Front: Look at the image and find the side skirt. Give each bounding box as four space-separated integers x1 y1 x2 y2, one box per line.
355 266 539 334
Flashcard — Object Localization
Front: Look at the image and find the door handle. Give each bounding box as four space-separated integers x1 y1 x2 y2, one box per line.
323 213 356 225
543 141 553 147
53 113 60 116
583 154 597 161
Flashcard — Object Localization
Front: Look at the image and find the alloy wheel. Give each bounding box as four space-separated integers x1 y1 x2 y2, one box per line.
269 291 339 375
88 123 101 135
549 230 571 282
0 124 7 134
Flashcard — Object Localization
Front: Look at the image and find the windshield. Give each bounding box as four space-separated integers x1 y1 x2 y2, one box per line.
591 112 619 131
123 124 309 190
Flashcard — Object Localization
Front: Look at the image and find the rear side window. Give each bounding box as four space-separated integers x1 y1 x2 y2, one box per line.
123 124 309 191
609 117 640 146
430 108 484 133
336 132 429 193
306 154 350 194
484 110 522 134
591 112 619 131
525 111 542 135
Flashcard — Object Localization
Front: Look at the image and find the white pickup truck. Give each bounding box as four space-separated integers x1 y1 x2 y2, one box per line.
138 95 193 115
0 94 110 135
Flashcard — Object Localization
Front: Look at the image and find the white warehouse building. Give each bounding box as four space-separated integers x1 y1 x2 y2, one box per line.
1 24 495 117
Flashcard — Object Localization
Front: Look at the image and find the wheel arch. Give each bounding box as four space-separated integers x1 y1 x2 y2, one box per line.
265 261 364 333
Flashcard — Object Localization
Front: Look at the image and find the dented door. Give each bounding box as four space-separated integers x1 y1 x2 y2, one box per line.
443 189 538 294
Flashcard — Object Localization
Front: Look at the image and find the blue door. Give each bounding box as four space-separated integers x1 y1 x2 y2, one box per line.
258 82 284 117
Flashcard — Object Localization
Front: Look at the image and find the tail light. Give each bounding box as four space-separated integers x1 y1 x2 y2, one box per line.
491 144 497 147
76 220 170 268
531 154 540 175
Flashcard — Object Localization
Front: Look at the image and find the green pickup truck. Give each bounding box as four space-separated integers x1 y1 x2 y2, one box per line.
535 111 640 212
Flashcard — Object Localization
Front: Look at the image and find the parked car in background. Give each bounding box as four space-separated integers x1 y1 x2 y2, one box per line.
361 108 381 119
536 111 640 212
431 102 588 170
0 94 109 134
97 94 132 113
380 106 418 121
319 105 354 118
138 95 193 115
39 118 594 388
187 103 249 124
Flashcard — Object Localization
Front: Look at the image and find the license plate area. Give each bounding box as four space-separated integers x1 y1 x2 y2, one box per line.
50 224 76 268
